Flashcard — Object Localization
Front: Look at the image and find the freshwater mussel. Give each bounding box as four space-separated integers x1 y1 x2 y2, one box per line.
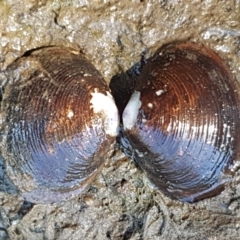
0 47 119 203
120 42 240 203
1 42 239 204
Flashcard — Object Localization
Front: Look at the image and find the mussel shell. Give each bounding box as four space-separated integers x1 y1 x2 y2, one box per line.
0 47 119 203
121 42 240 203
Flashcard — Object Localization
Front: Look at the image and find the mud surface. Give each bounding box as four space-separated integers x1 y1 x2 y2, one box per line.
1 0 240 239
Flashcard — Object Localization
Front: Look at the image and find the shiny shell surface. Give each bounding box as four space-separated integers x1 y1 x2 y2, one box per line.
0 47 119 203
121 42 240 203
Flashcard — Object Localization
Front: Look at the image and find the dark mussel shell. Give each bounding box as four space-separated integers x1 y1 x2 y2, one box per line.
0 47 119 203
121 42 240 203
